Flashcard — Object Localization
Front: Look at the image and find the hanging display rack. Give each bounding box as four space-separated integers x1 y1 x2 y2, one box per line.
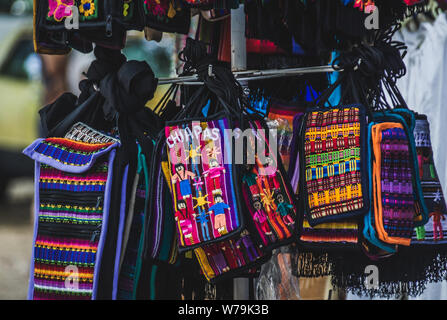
157 65 342 85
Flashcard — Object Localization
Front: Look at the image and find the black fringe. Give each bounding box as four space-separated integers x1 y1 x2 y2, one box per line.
328 248 447 298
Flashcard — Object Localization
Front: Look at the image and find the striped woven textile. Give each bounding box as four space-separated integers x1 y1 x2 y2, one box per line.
117 173 146 300
303 107 365 223
412 118 447 245
24 137 117 300
194 230 265 282
372 123 415 246
300 218 358 244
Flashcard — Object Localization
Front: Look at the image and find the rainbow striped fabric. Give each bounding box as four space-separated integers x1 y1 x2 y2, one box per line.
302 106 368 226
300 218 359 244
194 230 265 282
24 137 118 300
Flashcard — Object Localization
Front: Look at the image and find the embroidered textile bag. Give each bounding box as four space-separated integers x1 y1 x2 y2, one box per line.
163 88 246 251
142 0 191 34
411 115 447 246
24 135 120 300
266 99 308 174
194 229 270 283
239 117 300 252
299 103 370 227
367 111 429 247
33 0 140 54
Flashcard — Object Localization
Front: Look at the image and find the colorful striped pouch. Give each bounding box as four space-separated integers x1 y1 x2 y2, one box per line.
300 105 370 226
194 229 269 283
371 123 416 246
411 116 447 246
23 136 120 300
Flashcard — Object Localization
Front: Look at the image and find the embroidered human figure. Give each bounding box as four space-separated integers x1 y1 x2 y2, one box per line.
417 150 430 180
275 194 295 226
196 208 210 241
174 200 194 245
171 163 196 199
203 158 226 195
236 230 259 262
242 165 261 198
208 194 230 235
206 245 229 274
258 156 280 191
429 203 445 240
252 200 272 235
220 241 238 269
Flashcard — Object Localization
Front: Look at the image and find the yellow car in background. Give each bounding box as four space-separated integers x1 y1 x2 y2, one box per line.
0 10 178 200
0 13 42 199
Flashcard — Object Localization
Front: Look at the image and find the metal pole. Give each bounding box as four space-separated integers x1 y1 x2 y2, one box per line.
231 3 250 301
230 5 247 72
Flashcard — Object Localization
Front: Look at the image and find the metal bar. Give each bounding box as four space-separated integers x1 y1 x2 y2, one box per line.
157 65 341 85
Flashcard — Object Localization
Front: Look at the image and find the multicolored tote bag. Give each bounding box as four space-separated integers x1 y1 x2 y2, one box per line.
300 104 370 227
194 229 269 283
368 110 429 247
240 118 299 251
363 122 397 254
266 100 307 172
411 115 447 246
24 135 120 300
33 0 135 54
142 0 191 34
164 115 245 252
371 117 428 246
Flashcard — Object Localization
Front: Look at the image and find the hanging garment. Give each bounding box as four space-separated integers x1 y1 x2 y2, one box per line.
395 13 447 201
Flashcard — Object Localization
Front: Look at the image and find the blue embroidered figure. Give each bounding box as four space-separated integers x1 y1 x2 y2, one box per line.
208 194 230 234
196 208 211 241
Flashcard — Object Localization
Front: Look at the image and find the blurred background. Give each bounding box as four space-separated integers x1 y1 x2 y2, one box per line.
0 0 177 299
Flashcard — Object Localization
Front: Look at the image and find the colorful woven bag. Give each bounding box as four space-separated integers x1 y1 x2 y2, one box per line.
240 117 299 251
24 133 120 300
194 229 269 283
410 115 447 245
164 115 245 251
142 0 191 34
369 121 418 246
299 104 370 227
266 100 307 173
33 0 140 54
